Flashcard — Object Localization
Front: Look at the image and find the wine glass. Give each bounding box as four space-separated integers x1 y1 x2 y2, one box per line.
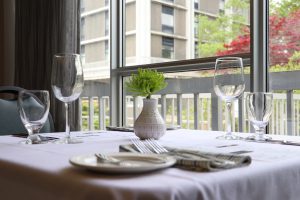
18 90 50 144
246 92 273 141
213 57 245 140
51 53 84 144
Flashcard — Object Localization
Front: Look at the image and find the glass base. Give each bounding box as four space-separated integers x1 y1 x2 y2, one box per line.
19 135 43 145
54 137 83 144
216 133 243 140
245 134 272 142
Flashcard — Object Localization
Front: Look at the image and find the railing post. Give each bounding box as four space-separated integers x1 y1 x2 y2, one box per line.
238 95 245 132
98 97 105 130
161 94 166 120
194 93 199 129
79 98 82 130
177 94 182 127
88 97 94 130
211 92 222 131
133 96 139 121
287 90 294 135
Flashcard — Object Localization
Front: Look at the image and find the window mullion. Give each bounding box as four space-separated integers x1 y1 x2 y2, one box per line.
110 0 125 126
250 0 269 92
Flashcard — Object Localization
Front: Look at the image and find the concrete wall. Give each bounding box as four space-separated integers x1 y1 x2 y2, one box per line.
126 2 136 31
199 0 219 15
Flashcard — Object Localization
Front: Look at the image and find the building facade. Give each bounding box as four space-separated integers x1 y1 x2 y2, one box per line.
80 0 249 80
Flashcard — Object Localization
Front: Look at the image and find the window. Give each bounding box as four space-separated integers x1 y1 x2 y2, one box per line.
82 0 257 134
80 0 85 13
80 18 85 41
161 5 174 34
268 0 300 136
105 11 109 36
80 0 111 130
81 45 86 64
105 40 109 60
194 0 199 10
162 37 174 59
194 14 199 38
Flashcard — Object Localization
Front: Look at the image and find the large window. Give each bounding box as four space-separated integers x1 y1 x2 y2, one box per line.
268 0 300 136
80 0 110 130
80 0 300 138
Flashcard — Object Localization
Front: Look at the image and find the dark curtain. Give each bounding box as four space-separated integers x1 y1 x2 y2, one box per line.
14 0 81 131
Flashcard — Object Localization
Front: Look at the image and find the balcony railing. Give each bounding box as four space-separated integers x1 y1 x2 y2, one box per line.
80 70 300 136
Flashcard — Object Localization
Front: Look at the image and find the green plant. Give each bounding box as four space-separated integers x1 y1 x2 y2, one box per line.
125 68 168 99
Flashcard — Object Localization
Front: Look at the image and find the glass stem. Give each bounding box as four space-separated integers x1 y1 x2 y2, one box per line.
255 127 266 140
65 102 70 139
226 101 232 136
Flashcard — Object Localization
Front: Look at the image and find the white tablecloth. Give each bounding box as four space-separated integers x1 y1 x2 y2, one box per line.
1 130 300 200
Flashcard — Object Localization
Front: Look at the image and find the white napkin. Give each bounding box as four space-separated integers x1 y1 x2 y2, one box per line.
120 144 251 172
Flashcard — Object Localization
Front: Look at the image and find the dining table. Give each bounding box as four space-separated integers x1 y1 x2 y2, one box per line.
1 129 300 200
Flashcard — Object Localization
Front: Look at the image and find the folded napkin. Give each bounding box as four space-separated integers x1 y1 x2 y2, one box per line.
120 144 251 172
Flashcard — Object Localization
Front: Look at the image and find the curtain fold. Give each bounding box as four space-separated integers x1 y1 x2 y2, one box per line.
15 0 81 131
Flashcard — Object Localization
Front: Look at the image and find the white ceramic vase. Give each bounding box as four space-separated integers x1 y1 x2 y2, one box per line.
134 98 166 140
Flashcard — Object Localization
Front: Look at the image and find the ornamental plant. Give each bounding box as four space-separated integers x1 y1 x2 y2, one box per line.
125 68 168 99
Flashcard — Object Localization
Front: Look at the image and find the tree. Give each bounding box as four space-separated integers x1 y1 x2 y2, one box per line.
270 0 300 17
197 0 249 57
217 9 300 66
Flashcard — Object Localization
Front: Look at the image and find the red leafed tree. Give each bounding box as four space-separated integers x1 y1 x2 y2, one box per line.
217 9 300 66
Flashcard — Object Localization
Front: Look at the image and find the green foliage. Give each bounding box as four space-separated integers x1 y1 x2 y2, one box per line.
197 0 249 57
270 0 300 17
125 68 168 99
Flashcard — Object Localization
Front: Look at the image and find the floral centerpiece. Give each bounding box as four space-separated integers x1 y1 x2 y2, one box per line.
126 68 168 139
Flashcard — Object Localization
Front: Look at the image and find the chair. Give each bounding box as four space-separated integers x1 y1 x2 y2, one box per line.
0 86 54 135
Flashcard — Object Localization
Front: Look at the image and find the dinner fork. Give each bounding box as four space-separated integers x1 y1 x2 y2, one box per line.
131 138 153 153
145 139 168 154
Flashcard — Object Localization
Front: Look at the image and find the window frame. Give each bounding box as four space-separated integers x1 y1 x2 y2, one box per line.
109 0 268 127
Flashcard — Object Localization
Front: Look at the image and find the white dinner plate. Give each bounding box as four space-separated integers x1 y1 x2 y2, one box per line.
69 152 176 174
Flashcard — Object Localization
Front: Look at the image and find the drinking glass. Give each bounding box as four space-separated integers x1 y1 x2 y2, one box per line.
51 53 84 144
213 57 245 140
246 92 273 141
18 90 50 144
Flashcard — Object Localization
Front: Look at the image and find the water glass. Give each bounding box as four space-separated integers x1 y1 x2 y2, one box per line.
18 90 50 144
246 92 273 141
51 53 84 144
213 57 245 140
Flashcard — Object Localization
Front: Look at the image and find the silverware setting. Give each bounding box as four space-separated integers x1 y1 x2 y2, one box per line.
131 138 168 154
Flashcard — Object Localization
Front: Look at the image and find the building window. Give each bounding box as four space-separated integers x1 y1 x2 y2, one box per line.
105 0 109 7
194 41 199 58
194 14 199 38
81 45 85 64
162 37 174 59
194 0 199 10
105 11 109 36
80 18 85 41
105 40 109 60
80 0 85 13
162 5 174 34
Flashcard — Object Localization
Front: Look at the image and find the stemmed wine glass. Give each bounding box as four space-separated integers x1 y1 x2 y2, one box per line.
246 92 273 141
51 53 84 144
18 90 50 144
213 57 245 140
